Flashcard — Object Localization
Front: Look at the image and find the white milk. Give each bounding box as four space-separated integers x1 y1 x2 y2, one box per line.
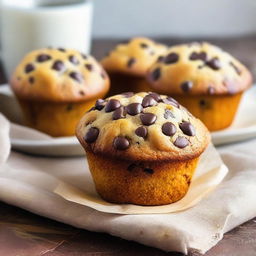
0 0 93 79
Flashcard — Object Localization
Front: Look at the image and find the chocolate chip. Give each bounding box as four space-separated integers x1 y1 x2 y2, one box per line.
79 90 85 96
189 51 207 61
144 168 154 174
174 136 189 148
135 126 148 138
58 48 66 52
66 103 73 111
162 122 176 136
37 54 51 62
150 68 161 81
142 95 157 108
95 99 105 110
101 72 107 80
140 43 148 48
69 55 80 65
126 103 143 116
181 81 193 93
164 52 179 64
164 109 175 119
122 92 134 98
105 99 121 112
208 86 215 95
113 136 130 150
85 64 93 71
113 106 126 120
199 99 210 109
88 107 96 112
127 58 136 68
52 60 65 71
28 77 34 84
148 93 162 102
84 127 99 143
140 113 157 126
163 97 179 108
127 163 137 171
179 121 195 136
206 58 221 70
230 61 241 75
25 64 35 73
70 72 83 83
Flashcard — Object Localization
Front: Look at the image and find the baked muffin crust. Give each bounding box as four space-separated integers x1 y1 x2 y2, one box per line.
11 48 110 102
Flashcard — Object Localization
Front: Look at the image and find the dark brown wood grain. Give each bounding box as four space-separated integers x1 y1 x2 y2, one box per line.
0 37 256 255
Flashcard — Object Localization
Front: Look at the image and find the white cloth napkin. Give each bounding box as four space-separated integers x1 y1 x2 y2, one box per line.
0 114 256 255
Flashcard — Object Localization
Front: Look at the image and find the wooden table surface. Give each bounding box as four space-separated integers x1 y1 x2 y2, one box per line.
1 37 256 256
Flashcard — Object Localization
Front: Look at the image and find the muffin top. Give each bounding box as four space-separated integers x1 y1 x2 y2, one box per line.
101 37 167 77
147 42 252 96
11 48 110 102
76 92 210 162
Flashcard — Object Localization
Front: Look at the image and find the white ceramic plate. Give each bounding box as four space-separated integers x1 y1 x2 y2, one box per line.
0 84 256 156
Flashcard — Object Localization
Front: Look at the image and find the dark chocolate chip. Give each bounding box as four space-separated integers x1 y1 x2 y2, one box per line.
25 64 35 73
189 51 207 61
142 95 157 108
174 136 189 148
37 54 51 62
69 55 80 65
164 52 179 64
135 126 148 138
126 103 143 116
162 122 176 136
52 60 65 71
144 168 154 174
84 127 99 143
140 43 148 48
79 90 85 96
58 48 66 52
181 81 193 93
127 58 136 68
105 99 121 112
208 86 215 95
127 163 137 171
66 103 73 111
113 106 126 120
230 61 241 75
163 97 179 108
88 106 96 112
28 77 35 84
148 92 162 102
179 121 195 136
122 92 134 98
206 58 221 70
140 113 157 126
70 72 83 83
95 99 105 110
113 136 130 150
85 64 93 71
150 68 161 81
101 72 107 80
199 99 210 109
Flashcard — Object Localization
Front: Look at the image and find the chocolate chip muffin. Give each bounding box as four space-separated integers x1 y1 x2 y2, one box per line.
101 37 167 96
76 92 210 206
147 42 252 131
11 48 110 136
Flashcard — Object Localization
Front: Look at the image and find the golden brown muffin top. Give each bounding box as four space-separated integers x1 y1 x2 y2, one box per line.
147 42 252 96
101 37 167 77
11 48 110 102
76 92 210 162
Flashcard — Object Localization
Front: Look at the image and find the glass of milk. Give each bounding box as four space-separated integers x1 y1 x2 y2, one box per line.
0 0 93 79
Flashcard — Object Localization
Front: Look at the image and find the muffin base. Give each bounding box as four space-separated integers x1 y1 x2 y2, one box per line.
86 151 199 206
173 93 243 131
107 73 151 97
18 99 96 137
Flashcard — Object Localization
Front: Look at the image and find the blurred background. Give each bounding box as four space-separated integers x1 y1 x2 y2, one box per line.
1 0 256 81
